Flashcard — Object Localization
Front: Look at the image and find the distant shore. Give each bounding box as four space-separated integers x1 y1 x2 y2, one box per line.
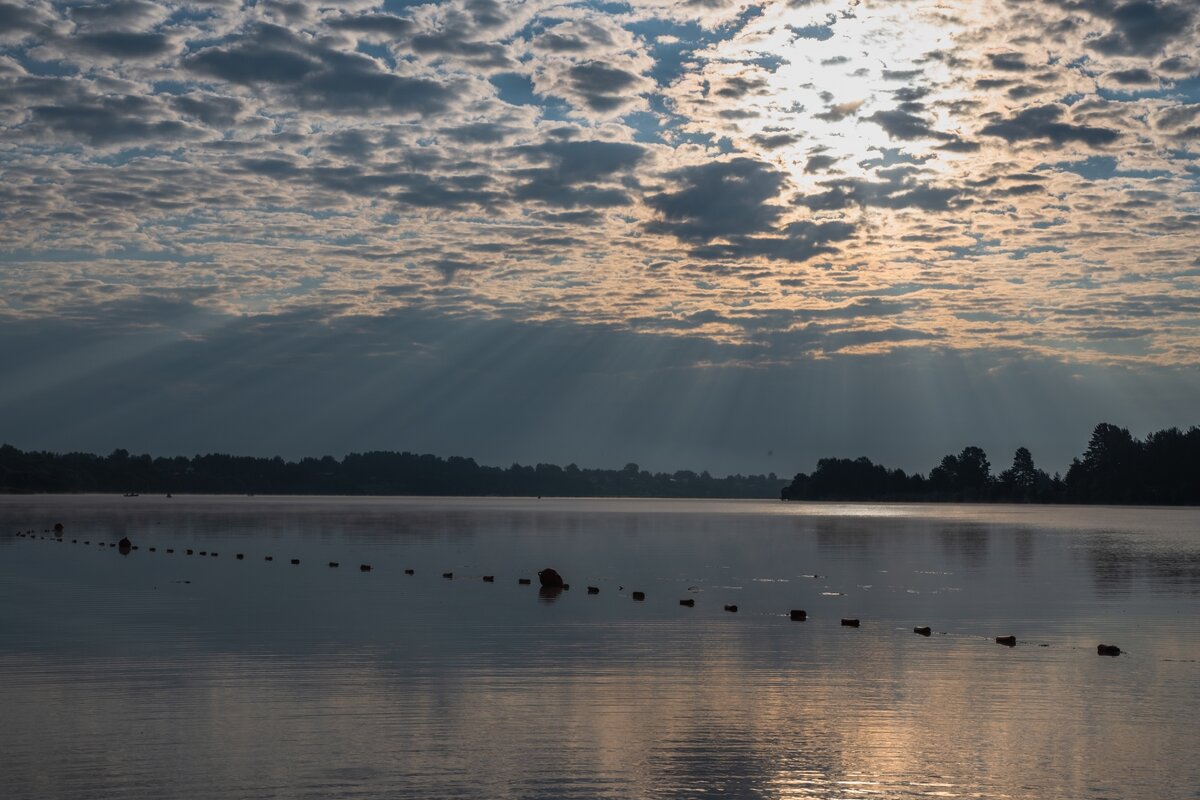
3 419 1197 505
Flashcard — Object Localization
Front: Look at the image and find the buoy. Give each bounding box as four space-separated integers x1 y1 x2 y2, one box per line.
1097 644 1121 656
165 548 173 553
265 556 273 561
118 537 133 552
54 523 64 533
210 552 217 557
724 604 738 613
587 586 599 594
680 598 695 607
442 571 453 579
518 577 531 585
632 591 645 601
236 553 244 560
360 564 371 572
148 546 155 552
199 551 207 556
329 562 339 568
790 609 807 621
841 618 860 627
914 626 932 636
562 583 570 590
482 575 494 582
404 569 414 575
996 635 1017 647
290 558 300 565
538 568 564 588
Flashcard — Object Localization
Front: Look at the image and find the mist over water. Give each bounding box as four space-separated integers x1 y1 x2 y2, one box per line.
2 496 1198 799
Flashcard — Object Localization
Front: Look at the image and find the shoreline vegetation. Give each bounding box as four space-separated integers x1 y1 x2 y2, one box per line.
1 422 1196 505
782 423 1199 505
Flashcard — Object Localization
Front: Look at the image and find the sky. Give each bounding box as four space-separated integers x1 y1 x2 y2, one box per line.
1 0 1198 476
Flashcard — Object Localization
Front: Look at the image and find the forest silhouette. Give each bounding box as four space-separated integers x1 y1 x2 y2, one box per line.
781 423 1199 504
1 422 1195 504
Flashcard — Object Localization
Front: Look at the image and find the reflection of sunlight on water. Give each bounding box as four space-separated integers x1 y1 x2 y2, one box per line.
1 496 1198 798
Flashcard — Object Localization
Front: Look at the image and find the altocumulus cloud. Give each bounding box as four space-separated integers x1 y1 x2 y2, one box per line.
0 0 1198 467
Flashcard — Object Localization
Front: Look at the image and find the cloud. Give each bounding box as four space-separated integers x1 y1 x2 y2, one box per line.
979 104 1122 147
645 158 788 244
565 61 648 112
185 24 450 116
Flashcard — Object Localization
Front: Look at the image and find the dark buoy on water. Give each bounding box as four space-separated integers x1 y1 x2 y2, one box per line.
442 571 453 579
790 609 807 621
264 556 273 561
329 562 340 568
54 523 64 534
538 568 564 589
404 569 414 575
1097 644 1121 656
680 598 695 607
518 577 531 585
632 591 645 601
841 618 860 627
236 553 244 560
587 586 599 594
290 558 300 565
360 564 372 572
996 635 1017 647
165 548 173 553
482 575 494 582
724 604 738 613
118 537 133 554
914 626 932 636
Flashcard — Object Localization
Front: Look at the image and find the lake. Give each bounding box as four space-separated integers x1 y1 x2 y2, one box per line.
2 495 1198 799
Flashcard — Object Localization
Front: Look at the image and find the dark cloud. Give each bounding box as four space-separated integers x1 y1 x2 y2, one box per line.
987 52 1029 71
0 2 55 39
186 24 449 116
866 109 954 141
74 31 173 59
804 153 838 173
715 74 769 98
796 172 966 212
510 139 646 208
1054 0 1197 57
28 95 205 146
1106 67 1156 84
532 20 617 53
686 219 856 262
169 93 245 129
750 131 802 148
645 158 787 244
979 104 1121 147
566 61 646 111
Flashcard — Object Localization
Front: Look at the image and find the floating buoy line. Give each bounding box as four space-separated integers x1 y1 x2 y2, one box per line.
9 526 1139 659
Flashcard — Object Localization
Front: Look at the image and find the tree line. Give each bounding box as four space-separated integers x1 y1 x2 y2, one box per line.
781 423 1199 505
0 445 786 499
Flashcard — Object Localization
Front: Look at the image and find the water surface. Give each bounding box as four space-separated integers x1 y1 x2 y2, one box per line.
2 496 1198 799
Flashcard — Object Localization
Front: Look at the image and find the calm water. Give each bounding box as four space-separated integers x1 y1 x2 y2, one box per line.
2 495 1198 800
